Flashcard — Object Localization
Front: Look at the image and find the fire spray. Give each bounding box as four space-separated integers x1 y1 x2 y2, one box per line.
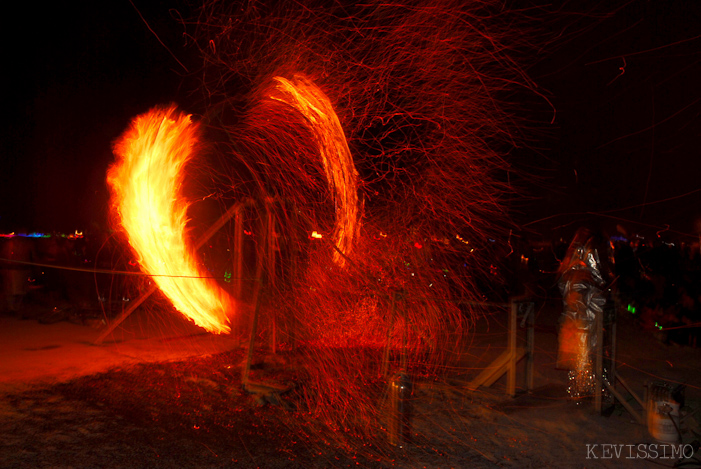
107 0 547 452
108 106 233 334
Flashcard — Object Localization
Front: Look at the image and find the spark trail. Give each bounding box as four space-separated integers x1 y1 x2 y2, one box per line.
268 75 360 267
108 0 548 454
108 105 232 334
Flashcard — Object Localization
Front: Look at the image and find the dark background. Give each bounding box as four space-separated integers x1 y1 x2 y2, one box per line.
1 1 699 240
519 0 701 241
1 1 197 233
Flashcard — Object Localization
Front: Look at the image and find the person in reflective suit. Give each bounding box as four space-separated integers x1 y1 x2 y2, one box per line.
557 227 611 398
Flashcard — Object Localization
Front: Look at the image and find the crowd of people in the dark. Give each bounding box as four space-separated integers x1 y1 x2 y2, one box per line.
534 231 701 348
500 228 700 348
0 230 138 324
611 235 701 347
2 226 700 348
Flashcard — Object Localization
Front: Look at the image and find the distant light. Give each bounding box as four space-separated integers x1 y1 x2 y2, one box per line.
455 234 469 245
311 231 323 239
1 232 50 238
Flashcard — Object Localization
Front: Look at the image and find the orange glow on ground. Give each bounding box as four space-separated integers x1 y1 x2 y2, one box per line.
108 106 232 334
269 75 359 267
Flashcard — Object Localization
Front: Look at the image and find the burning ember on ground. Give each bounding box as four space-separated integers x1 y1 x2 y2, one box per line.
108 106 233 334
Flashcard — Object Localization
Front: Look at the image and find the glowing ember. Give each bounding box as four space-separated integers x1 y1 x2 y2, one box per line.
268 75 360 267
108 105 232 333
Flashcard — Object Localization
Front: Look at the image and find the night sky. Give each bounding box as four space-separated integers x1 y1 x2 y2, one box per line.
521 0 701 239
1 1 197 232
1 1 700 240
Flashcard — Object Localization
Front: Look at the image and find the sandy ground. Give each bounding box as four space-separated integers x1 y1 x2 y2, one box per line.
0 306 241 392
0 299 699 468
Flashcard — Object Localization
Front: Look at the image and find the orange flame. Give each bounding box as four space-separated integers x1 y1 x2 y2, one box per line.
269 75 360 267
108 105 232 334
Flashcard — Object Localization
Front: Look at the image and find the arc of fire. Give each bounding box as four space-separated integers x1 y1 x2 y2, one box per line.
268 75 360 267
108 105 232 334
107 77 358 333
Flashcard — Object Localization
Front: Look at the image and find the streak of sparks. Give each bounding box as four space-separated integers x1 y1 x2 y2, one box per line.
268 75 360 267
108 105 232 334
139 0 542 449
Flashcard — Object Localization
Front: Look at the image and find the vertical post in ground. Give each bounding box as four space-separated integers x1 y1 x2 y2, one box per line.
233 209 244 300
594 308 604 413
264 201 277 353
507 298 517 397
525 301 535 393
607 301 617 403
242 281 262 388
382 291 398 378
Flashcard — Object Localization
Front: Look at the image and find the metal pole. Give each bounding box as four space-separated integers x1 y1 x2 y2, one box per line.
400 293 408 372
525 302 535 393
507 298 517 397
265 198 276 289
594 308 604 413
242 281 262 388
242 202 269 385
610 311 617 396
234 209 243 299
265 200 276 353
382 291 397 378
